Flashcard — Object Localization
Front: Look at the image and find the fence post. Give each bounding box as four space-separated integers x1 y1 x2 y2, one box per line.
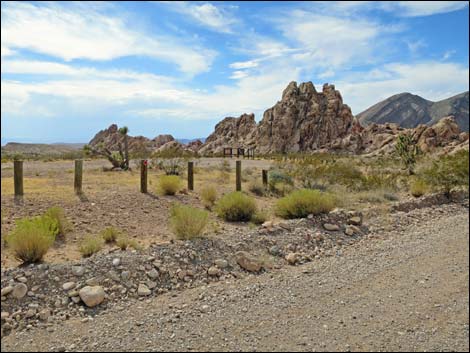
188 161 194 191
140 160 148 193
14 160 23 197
236 160 241 191
74 159 83 195
262 169 268 189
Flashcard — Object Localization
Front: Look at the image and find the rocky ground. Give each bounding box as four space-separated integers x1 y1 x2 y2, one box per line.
1 194 468 351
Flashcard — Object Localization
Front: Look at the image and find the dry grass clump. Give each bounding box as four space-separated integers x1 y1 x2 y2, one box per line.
5 216 58 263
275 189 336 219
44 206 72 236
248 180 266 196
200 186 218 210
251 210 268 225
170 204 209 240
116 236 142 251
158 175 181 195
79 235 104 257
409 178 429 197
215 192 257 222
100 227 122 243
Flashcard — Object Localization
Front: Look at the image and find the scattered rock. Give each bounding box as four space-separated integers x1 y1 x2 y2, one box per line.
348 216 362 226
285 253 299 265
323 223 340 231
138 284 151 296
11 283 28 299
78 286 105 308
214 259 229 269
62 282 76 291
235 251 263 272
207 266 221 277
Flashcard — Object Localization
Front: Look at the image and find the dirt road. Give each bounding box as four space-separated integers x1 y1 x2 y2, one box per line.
2 206 469 352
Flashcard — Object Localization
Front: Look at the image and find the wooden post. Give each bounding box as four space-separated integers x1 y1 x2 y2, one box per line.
262 169 268 188
188 161 194 191
236 160 241 191
140 160 148 193
74 159 83 195
14 160 23 197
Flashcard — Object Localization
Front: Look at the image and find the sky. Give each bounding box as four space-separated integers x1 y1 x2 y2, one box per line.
1 1 469 144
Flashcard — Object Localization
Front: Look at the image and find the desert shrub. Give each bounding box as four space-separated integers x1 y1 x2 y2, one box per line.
152 158 186 175
5 216 58 263
79 236 104 257
215 192 257 222
248 180 266 196
268 170 293 191
422 150 469 196
44 206 72 236
158 175 181 195
360 172 398 191
395 134 421 175
409 178 429 197
100 227 121 243
251 210 268 225
200 186 218 210
169 204 209 240
275 189 336 219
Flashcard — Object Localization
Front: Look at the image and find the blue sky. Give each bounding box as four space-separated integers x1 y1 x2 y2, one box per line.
1 1 469 144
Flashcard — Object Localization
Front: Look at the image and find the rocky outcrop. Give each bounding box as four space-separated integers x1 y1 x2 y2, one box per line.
256 82 354 153
326 116 469 155
199 82 354 155
88 125 199 155
152 134 175 148
198 113 258 155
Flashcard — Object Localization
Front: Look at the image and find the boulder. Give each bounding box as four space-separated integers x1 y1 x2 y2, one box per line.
235 251 263 272
78 286 105 308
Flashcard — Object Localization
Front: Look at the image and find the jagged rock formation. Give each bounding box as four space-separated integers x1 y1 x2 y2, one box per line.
153 134 175 148
198 113 258 155
256 82 354 153
357 91 469 131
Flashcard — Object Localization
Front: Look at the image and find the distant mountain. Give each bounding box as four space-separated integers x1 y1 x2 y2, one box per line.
357 91 469 131
1 142 84 158
177 138 206 144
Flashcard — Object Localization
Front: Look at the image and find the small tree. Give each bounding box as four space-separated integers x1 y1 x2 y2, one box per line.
83 142 128 170
118 126 129 170
395 134 421 175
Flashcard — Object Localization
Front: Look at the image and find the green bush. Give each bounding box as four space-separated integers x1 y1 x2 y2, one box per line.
200 186 218 209
100 227 121 243
215 192 257 222
170 204 209 240
79 236 104 257
5 216 58 263
275 189 337 219
422 150 469 196
44 206 72 236
409 178 429 197
158 175 181 195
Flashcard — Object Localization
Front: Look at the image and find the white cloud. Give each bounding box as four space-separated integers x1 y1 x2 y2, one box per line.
338 61 470 113
1 45 15 57
1 2 215 75
318 1 468 17
229 70 249 80
392 1 468 17
229 60 259 69
157 1 238 33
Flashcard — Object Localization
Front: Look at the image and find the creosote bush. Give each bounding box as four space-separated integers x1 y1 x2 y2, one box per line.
275 189 337 219
169 204 209 240
5 216 58 263
158 175 181 195
200 186 218 210
100 227 121 243
251 210 268 225
215 192 257 222
422 150 469 196
44 206 72 236
79 236 104 257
